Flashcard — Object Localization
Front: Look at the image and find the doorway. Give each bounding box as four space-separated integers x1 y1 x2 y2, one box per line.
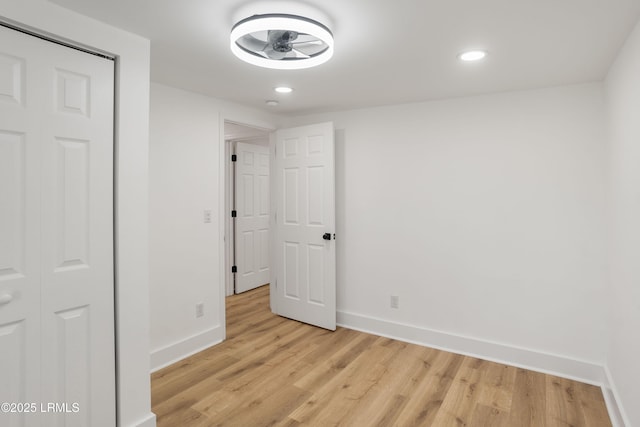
224 121 271 296
222 120 337 331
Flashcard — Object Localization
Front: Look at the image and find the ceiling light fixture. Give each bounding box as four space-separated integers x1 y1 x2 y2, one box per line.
230 13 334 70
274 86 293 93
458 50 487 62
265 100 279 107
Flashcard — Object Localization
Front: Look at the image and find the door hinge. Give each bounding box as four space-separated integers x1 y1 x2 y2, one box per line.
232 265 237 273
231 154 237 162
231 210 237 217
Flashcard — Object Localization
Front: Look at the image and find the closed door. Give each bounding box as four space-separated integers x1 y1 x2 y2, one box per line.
0 25 115 427
235 142 270 293
272 122 336 330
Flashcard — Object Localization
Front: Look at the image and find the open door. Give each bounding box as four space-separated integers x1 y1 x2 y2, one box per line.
271 122 336 331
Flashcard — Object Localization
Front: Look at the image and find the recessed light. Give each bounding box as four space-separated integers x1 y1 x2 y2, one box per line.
275 86 293 94
458 50 487 62
265 100 279 107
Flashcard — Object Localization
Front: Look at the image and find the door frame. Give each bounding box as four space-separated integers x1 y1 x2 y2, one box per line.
219 118 274 325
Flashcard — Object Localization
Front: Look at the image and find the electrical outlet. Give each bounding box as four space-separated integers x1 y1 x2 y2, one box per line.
203 210 212 223
196 302 204 318
390 295 399 309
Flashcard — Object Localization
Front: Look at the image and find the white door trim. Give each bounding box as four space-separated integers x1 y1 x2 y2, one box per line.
219 118 274 332
224 139 234 297
0 20 116 60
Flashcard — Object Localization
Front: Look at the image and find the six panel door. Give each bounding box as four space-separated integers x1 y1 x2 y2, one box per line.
273 122 336 331
235 142 270 294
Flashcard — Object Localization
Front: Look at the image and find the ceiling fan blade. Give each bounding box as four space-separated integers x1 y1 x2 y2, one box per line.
238 34 269 52
291 49 311 59
290 43 325 56
251 30 269 42
291 39 323 45
290 33 317 43
263 46 287 60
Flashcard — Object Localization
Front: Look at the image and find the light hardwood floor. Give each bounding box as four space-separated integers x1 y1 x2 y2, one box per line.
151 286 612 426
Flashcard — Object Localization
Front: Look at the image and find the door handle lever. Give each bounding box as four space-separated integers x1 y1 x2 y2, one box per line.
322 233 331 241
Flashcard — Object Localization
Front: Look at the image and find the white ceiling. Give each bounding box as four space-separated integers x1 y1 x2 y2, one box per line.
50 0 640 115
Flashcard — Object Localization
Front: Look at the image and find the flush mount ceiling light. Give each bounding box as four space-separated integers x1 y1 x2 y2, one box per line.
230 13 334 70
458 50 487 62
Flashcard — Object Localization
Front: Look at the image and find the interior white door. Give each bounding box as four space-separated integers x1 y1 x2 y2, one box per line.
0 25 115 427
235 142 270 293
272 122 336 330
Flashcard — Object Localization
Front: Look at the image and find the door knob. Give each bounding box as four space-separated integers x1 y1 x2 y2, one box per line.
322 233 331 240
0 294 13 305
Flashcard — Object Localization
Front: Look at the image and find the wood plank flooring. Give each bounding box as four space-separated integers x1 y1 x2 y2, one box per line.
151 286 612 426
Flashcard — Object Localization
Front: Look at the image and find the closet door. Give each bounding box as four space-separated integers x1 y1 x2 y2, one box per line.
0 25 115 427
0 25 42 426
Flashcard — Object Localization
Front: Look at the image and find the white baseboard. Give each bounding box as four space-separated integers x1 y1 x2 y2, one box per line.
337 310 604 386
150 325 224 372
602 364 630 427
132 412 157 427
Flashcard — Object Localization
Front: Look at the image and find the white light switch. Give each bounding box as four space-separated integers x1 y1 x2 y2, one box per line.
204 209 212 223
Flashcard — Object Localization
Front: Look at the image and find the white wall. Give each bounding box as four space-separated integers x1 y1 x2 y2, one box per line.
0 2 153 426
149 83 279 370
286 84 609 380
604 18 640 427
